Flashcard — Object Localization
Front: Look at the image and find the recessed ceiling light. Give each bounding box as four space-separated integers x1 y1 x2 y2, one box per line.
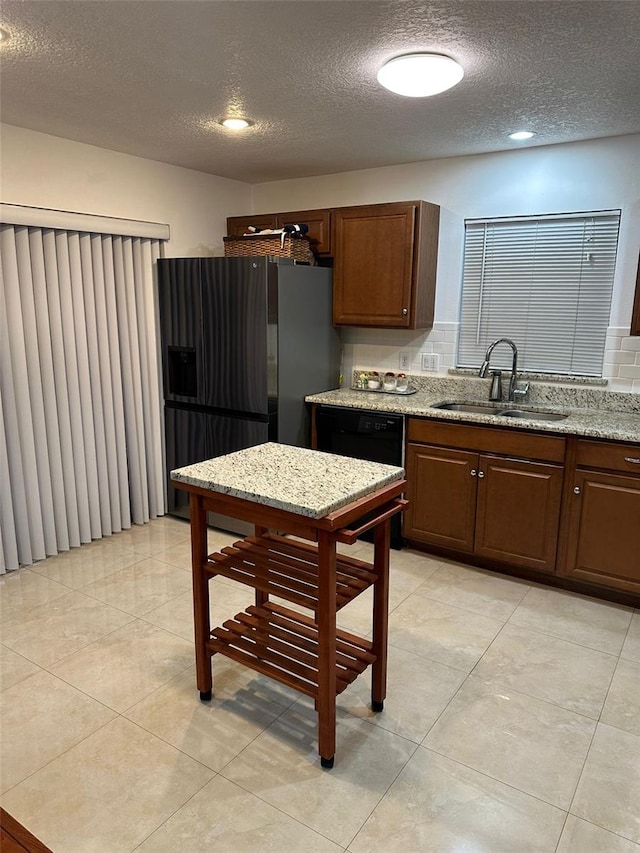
219 118 253 130
509 130 535 141
377 53 464 97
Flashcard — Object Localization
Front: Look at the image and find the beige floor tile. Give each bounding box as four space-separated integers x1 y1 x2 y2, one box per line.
0 568 70 621
0 590 134 667
114 518 192 556
509 587 633 655
473 623 617 718
388 594 504 672
30 542 143 589
414 561 530 620
423 675 596 809
50 619 194 712
388 547 442 579
0 670 115 793
222 702 416 847
142 582 257 641
349 747 566 853
337 644 466 742
0 644 41 691
136 774 342 852
622 612 640 662
557 816 640 853
1 717 213 853
81 557 191 617
126 663 297 771
572 723 640 844
335 571 422 637
601 658 640 737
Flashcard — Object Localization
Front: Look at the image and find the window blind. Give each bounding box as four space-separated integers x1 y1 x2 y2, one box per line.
457 211 621 377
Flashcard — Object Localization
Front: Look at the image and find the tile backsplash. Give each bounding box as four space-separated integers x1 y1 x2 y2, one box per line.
604 327 640 393
341 323 640 395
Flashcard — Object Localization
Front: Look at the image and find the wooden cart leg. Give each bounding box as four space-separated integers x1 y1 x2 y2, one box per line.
254 524 269 607
317 530 337 768
190 493 212 701
371 518 391 712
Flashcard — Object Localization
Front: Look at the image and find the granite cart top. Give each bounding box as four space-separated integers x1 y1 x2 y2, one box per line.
305 383 640 444
170 442 404 519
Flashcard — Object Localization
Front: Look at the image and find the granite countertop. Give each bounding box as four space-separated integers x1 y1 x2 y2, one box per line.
171 442 404 519
305 386 640 444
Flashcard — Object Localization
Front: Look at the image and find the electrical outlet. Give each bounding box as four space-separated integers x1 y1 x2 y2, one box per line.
421 352 440 372
399 352 410 370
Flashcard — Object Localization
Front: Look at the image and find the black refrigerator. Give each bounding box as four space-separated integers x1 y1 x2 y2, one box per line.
157 256 340 532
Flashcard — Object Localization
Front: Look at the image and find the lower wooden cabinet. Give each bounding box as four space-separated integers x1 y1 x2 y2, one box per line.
404 444 477 553
405 421 640 598
405 439 564 573
560 439 640 593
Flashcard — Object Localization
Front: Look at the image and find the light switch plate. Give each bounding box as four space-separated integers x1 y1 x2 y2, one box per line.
399 352 410 370
421 352 439 372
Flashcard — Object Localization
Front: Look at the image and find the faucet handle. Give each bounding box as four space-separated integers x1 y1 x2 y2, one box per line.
512 382 530 401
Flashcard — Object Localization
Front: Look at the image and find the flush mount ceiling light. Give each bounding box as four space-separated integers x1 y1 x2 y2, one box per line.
377 52 464 97
219 117 253 130
509 130 536 140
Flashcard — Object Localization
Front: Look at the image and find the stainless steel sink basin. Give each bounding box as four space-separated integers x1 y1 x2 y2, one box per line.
498 409 569 421
432 402 503 414
431 401 569 421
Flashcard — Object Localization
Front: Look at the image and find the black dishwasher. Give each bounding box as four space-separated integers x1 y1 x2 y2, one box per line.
315 406 404 549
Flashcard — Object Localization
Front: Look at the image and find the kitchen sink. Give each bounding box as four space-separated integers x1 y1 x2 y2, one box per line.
431 401 569 421
498 409 569 421
432 402 503 414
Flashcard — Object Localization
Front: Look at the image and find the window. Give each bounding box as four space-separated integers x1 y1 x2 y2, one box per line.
457 211 621 377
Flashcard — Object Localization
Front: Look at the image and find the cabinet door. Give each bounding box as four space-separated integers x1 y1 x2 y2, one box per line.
474 455 563 572
226 214 278 237
404 443 477 552
332 202 417 327
276 209 331 255
563 470 640 592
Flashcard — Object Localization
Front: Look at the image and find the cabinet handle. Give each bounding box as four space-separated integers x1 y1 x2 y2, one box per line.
402 308 408 315
624 457 640 464
477 471 485 478
470 469 477 477
573 486 581 495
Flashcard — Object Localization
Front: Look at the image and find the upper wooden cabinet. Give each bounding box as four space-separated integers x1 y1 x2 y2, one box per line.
226 213 278 237
227 209 332 255
276 209 331 255
631 248 640 336
331 201 440 329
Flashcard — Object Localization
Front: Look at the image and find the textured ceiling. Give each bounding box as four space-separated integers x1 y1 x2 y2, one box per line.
1 0 639 183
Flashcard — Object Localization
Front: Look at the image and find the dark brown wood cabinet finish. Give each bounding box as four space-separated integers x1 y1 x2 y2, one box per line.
226 213 278 237
631 248 640 336
474 455 564 572
227 209 332 255
404 443 477 552
404 418 565 573
561 438 640 593
276 209 331 255
332 201 439 329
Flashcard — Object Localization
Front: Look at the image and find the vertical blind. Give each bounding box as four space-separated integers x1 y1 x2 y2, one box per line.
0 224 165 573
457 211 621 376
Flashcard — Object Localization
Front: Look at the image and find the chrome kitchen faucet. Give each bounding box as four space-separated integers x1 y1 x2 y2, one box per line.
478 338 530 402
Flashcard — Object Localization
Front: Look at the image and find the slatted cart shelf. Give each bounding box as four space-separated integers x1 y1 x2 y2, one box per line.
209 601 375 698
206 532 378 612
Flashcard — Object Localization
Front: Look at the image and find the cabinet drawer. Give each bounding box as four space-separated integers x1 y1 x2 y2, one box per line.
407 418 566 463
576 439 640 475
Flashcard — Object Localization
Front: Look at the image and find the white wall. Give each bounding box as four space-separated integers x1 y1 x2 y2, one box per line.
0 124 253 257
252 135 640 389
